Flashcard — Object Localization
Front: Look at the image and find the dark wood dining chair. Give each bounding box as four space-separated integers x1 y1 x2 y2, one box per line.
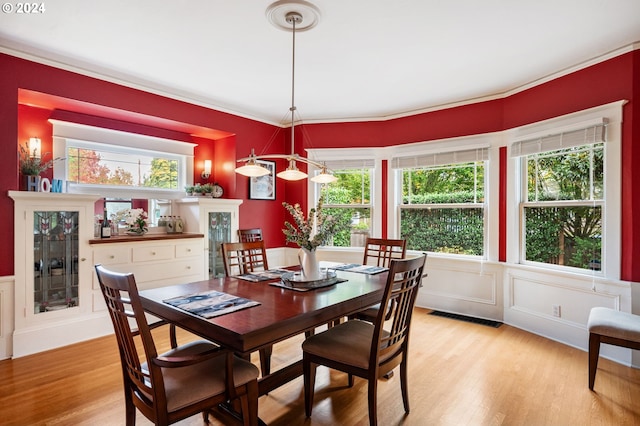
221 241 268 276
221 241 273 377
363 237 407 267
302 254 427 426
238 228 263 242
95 264 259 426
355 238 407 323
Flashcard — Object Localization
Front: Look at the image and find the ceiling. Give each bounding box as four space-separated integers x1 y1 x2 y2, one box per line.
2 0 640 125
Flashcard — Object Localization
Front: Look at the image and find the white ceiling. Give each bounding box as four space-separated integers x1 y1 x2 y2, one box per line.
2 0 640 125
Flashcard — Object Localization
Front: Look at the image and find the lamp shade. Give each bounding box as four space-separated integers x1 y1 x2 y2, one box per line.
277 160 307 180
235 162 271 177
310 165 338 183
310 172 337 184
29 137 41 159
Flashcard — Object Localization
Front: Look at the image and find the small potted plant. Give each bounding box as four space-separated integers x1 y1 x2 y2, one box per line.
18 141 60 190
184 185 195 196
199 183 214 196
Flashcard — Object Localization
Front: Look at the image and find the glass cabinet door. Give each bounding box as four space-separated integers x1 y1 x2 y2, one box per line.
33 210 79 313
208 211 231 278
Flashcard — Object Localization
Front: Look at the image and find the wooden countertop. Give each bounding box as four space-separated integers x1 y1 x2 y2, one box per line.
89 233 204 244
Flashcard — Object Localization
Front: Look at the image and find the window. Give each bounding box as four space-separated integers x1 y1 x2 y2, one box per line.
51 120 195 199
66 141 180 189
314 161 374 247
394 148 488 256
513 124 605 271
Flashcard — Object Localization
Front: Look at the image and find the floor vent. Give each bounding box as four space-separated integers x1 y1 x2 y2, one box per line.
429 310 502 328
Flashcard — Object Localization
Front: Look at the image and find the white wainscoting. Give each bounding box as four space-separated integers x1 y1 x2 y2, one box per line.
505 264 634 366
0 275 15 360
276 247 637 367
418 257 503 321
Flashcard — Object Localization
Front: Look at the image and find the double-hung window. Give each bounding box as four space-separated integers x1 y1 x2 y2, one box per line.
313 160 374 247
512 124 605 271
393 148 488 256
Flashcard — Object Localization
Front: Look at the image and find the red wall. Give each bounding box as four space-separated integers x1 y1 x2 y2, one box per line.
2 53 294 278
2 49 639 280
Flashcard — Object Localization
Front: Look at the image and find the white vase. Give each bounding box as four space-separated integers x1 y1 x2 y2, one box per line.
298 247 322 280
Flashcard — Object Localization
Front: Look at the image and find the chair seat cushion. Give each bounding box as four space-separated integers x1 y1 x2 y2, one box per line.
302 320 389 369
144 341 259 412
588 307 640 343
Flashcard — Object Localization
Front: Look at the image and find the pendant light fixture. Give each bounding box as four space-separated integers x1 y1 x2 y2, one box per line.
235 1 337 184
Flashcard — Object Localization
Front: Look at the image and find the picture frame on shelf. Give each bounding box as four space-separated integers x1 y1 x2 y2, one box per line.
249 160 276 200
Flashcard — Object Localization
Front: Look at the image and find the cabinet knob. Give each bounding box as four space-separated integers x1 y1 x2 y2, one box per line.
151 251 156 255
187 248 191 252
186 266 191 270
80 257 86 262
109 255 115 259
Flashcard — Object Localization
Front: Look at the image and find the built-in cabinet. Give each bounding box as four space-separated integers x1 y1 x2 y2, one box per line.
8 191 223 358
10 191 108 358
174 198 242 278
91 236 205 298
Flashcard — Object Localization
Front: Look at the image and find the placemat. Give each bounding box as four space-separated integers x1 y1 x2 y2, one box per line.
236 269 293 282
331 263 388 274
163 290 260 319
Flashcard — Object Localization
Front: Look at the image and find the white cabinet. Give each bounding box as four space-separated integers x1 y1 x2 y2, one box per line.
91 237 205 311
9 192 208 358
9 191 109 358
174 198 242 278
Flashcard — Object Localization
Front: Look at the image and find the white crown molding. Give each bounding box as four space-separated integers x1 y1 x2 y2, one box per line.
2 41 638 126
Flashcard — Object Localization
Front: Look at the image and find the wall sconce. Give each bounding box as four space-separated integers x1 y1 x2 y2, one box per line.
201 159 212 179
29 137 41 159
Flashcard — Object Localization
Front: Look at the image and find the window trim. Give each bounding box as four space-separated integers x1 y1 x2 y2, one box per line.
506 101 624 279
307 147 384 238
50 120 196 199
387 133 499 260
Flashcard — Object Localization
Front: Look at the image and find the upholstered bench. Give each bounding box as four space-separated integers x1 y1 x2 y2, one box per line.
587 307 640 390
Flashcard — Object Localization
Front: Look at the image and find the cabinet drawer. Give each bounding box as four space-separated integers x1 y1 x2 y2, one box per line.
128 258 204 284
93 247 130 265
175 241 202 258
132 245 174 263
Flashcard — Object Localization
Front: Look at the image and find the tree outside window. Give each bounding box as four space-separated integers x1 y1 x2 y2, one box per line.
67 146 179 189
319 168 372 247
523 143 603 270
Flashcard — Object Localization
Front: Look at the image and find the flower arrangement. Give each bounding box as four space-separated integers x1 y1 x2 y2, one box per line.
120 208 148 234
282 195 348 251
18 141 61 175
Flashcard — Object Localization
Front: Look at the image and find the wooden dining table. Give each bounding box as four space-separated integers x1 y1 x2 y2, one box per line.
138 268 388 396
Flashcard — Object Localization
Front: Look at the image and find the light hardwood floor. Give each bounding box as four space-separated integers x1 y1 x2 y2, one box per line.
1 307 639 425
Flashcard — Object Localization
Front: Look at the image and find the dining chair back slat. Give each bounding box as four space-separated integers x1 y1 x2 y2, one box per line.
221 241 269 276
238 228 263 242
363 238 407 268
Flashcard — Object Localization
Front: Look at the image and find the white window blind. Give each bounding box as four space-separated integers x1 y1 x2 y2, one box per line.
510 124 606 157
323 159 375 170
392 147 488 169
